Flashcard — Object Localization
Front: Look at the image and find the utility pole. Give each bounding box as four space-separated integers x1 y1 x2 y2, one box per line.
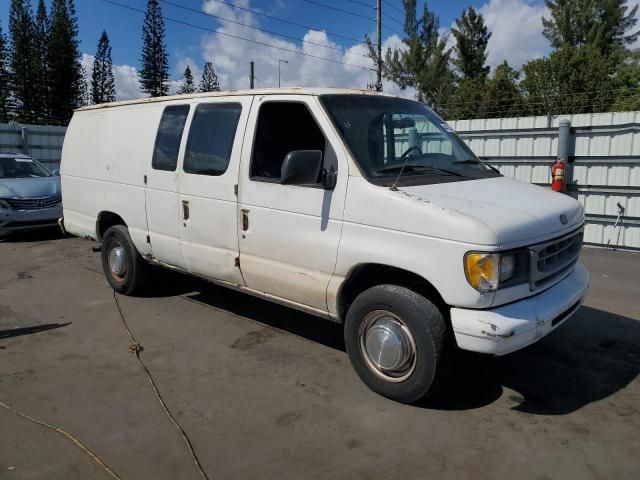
250 61 255 89
278 59 288 88
376 0 382 91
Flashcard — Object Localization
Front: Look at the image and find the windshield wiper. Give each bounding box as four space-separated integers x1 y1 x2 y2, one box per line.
452 159 481 164
376 164 421 174
453 158 500 174
377 164 462 177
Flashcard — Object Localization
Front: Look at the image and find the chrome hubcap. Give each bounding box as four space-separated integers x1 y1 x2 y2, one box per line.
359 310 417 383
108 245 127 278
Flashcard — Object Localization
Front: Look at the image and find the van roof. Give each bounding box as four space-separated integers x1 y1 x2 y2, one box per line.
76 87 397 112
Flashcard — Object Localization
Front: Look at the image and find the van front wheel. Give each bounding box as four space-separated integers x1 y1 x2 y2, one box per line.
101 225 149 296
344 284 451 403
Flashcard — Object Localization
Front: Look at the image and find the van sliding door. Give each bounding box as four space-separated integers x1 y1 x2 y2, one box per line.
176 97 253 284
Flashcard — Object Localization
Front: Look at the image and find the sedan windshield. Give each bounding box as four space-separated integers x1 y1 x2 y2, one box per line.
320 95 499 186
0 157 52 179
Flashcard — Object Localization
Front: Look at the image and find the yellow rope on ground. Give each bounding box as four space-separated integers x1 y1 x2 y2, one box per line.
1 289 211 480
113 291 211 480
0 400 122 480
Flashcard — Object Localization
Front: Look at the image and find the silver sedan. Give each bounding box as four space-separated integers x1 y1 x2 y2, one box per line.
0 153 63 238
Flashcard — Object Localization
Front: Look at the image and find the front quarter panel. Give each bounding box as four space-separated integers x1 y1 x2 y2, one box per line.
328 177 498 316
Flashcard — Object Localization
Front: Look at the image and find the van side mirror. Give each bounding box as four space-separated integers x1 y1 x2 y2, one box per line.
280 150 322 186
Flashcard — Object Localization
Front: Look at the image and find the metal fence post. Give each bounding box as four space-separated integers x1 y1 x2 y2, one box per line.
20 126 29 155
557 119 571 162
557 119 573 193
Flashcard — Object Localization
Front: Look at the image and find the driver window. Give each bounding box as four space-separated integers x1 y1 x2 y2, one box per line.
250 102 327 182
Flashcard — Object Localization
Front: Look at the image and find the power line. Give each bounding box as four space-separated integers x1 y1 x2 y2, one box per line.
381 10 403 26
100 0 375 71
438 91 640 119
383 23 404 37
382 0 404 15
203 0 367 45
438 86 640 108
345 0 375 8
302 0 375 21
160 0 368 58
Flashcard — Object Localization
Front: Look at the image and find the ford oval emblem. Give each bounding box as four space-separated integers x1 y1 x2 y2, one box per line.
560 214 568 225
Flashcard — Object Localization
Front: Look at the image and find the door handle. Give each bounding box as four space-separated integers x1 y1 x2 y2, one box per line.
182 200 190 220
241 209 249 231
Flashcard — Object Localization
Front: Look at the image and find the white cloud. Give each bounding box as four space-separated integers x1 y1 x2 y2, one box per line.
81 53 143 101
479 0 551 69
444 0 551 70
175 57 203 82
630 0 640 49
448 0 640 70
174 0 414 97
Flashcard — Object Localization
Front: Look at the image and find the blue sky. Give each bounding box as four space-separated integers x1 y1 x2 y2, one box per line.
1 1 481 66
1 0 607 99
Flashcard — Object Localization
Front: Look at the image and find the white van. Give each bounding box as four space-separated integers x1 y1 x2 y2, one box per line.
61 88 589 403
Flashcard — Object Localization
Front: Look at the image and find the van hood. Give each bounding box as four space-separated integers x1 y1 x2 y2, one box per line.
399 176 584 247
0 176 61 198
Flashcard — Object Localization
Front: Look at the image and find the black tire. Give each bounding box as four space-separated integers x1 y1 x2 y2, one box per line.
100 225 149 295
344 284 451 403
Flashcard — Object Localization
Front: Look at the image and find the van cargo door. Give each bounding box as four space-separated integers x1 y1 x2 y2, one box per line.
176 97 253 285
145 104 190 270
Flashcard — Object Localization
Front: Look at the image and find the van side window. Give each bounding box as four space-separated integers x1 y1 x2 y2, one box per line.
251 102 326 182
152 105 190 171
184 103 242 176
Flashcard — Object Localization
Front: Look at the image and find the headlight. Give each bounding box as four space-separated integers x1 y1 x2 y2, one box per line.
464 252 521 292
0 199 11 209
500 254 515 282
464 253 500 292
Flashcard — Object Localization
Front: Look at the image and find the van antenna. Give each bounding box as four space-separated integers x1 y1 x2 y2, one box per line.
389 150 414 191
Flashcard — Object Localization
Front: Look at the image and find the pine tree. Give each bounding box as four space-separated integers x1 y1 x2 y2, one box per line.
91 30 116 104
199 62 220 92
33 0 50 122
77 64 89 107
372 0 454 109
0 22 11 123
451 7 491 81
542 0 639 55
140 0 169 97
48 0 83 125
178 65 196 94
9 0 36 123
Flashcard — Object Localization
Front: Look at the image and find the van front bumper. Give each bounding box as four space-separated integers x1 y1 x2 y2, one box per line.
450 263 589 356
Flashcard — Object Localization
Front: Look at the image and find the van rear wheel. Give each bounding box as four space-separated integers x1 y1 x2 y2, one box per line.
344 284 451 403
101 225 149 296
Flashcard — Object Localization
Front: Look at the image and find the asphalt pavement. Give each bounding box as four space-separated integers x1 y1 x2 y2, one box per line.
1 230 639 479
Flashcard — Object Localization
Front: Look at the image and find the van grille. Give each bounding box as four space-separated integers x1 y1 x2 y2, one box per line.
528 229 583 291
6 194 62 210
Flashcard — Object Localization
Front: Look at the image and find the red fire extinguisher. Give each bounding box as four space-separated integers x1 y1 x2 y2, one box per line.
551 160 567 192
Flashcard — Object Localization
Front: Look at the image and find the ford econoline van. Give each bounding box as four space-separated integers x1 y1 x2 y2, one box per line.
60 88 589 403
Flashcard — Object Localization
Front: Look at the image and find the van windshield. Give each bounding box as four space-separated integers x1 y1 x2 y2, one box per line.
320 95 500 186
